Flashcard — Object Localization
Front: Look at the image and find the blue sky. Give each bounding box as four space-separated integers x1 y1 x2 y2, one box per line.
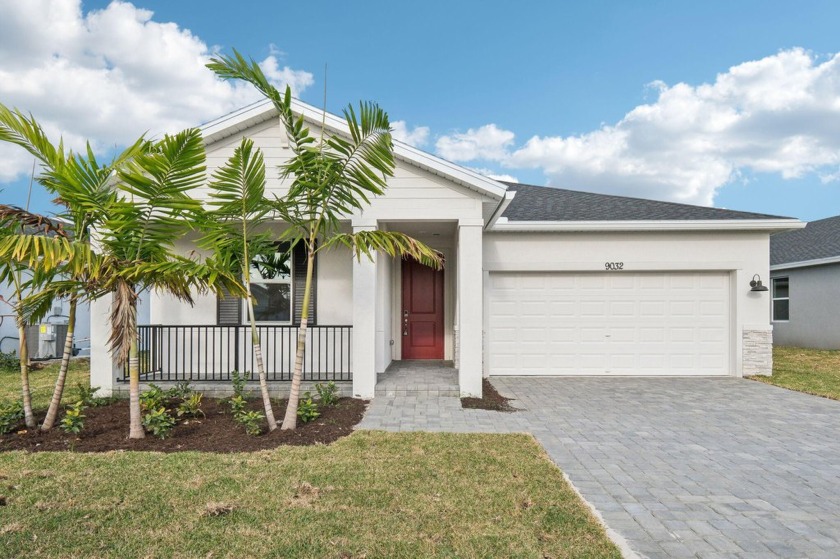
1 0 840 220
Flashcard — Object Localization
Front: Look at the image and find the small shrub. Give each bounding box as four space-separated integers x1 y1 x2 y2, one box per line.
315 381 339 406
142 407 176 439
60 402 85 435
236 410 264 436
0 350 18 372
0 400 24 434
177 392 205 419
296 392 320 423
227 395 248 418
139 384 167 412
75 383 100 406
230 370 250 400
167 381 192 399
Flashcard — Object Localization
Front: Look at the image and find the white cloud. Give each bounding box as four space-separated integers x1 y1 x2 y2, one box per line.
0 0 313 182
469 167 518 183
390 120 429 147
442 48 840 205
435 124 515 162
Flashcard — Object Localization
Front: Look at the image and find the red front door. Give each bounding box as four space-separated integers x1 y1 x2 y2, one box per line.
401 258 444 359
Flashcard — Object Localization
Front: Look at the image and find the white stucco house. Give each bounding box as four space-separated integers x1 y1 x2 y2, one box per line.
90 98 804 398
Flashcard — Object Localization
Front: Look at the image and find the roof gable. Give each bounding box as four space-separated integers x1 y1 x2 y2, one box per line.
200 98 505 202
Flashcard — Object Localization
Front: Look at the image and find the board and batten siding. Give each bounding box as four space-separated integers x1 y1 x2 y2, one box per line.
201 117 486 223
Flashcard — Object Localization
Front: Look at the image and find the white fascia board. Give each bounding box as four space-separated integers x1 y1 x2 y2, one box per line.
486 190 516 230
489 218 806 232
200 98 506 201
771 255 840 271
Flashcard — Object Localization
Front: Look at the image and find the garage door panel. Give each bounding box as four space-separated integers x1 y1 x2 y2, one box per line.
488 272 730 376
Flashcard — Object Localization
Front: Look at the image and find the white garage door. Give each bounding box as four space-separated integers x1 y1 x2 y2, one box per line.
487 272 730 376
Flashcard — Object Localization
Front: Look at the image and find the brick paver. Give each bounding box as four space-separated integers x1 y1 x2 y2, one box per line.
359 373 840 559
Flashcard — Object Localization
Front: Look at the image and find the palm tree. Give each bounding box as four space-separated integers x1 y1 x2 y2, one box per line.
0 206 72 430
0 125 241 439
0 217 38 429
200 138 279 430
208 51 443 430
0 104 145 430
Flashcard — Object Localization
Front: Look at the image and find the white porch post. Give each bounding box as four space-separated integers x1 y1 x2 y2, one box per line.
89 293 120 396
458 220 483 397
352 221 378 398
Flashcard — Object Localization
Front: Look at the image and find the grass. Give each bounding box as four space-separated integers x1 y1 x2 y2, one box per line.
750 346 840 400
0 431 620 558
0 358 90 410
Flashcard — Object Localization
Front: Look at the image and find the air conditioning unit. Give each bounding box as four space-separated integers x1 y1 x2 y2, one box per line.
25 324 70 360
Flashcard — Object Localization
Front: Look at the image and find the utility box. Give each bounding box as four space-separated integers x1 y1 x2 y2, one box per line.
25 323 69 360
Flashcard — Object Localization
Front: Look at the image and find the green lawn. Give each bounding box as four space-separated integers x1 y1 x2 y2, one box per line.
750 346 840 400
0 431 619 558
0 361 619 558
0 358 91 410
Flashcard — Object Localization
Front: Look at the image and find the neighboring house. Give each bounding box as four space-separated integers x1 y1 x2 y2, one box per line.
770 215 840 349
0 281 92 358
89 98 803 397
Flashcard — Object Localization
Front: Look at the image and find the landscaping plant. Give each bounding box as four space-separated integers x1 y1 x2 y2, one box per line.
208 50 443 429
227 395 248 418
177 392 205 419
0 399 24 434
139 384 168 412
59 401 85 435
315 381 339 406
235 409 264 436
142 407 177 439
0 350 18 372
229 370 249 400
296 392 320 424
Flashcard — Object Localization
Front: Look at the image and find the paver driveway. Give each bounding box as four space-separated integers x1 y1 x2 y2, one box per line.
360 376 840 559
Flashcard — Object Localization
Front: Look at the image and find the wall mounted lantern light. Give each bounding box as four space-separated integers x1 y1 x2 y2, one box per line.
749 274 769 292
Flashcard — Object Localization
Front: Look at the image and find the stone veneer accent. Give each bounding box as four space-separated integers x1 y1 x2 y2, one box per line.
743 329 773 376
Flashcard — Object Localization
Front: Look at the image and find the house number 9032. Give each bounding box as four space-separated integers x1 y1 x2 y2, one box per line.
604 262 624 270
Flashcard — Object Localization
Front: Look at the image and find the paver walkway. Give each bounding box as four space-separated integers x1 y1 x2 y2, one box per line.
359 370 840 559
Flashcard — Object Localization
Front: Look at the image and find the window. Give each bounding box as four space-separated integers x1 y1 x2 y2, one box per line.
248 247 293 323
772 277 789 322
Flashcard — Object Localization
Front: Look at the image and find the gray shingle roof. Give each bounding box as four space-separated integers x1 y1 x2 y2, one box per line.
771 215 840 266
501 182 790 222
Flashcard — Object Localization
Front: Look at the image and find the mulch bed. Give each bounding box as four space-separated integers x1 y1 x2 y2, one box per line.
461 378 518 412
0 397 367 453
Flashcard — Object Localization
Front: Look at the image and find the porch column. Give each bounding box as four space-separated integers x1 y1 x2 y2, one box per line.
89 293 120 396
458 220 483 397
352 221 378 398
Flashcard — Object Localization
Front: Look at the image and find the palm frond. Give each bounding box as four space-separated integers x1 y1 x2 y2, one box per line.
0 102 61 169
320 230 444 270
0 205 68 237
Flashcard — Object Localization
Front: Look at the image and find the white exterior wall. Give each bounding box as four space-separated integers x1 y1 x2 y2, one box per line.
484 230 773 377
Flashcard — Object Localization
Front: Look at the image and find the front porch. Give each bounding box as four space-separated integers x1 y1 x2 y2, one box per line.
375 360 460 397
90 218 485 399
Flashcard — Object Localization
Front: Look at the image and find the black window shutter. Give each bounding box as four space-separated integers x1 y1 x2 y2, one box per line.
293 242 316 325
217 286 242 325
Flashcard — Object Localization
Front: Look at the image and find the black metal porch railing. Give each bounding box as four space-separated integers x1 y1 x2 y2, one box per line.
119 325 352 383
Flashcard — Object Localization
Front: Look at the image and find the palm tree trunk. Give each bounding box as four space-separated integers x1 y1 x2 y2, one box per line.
281 249 315 430
246 278 277 431
18 324 35 429
128 328 144 439
41 296 77 431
